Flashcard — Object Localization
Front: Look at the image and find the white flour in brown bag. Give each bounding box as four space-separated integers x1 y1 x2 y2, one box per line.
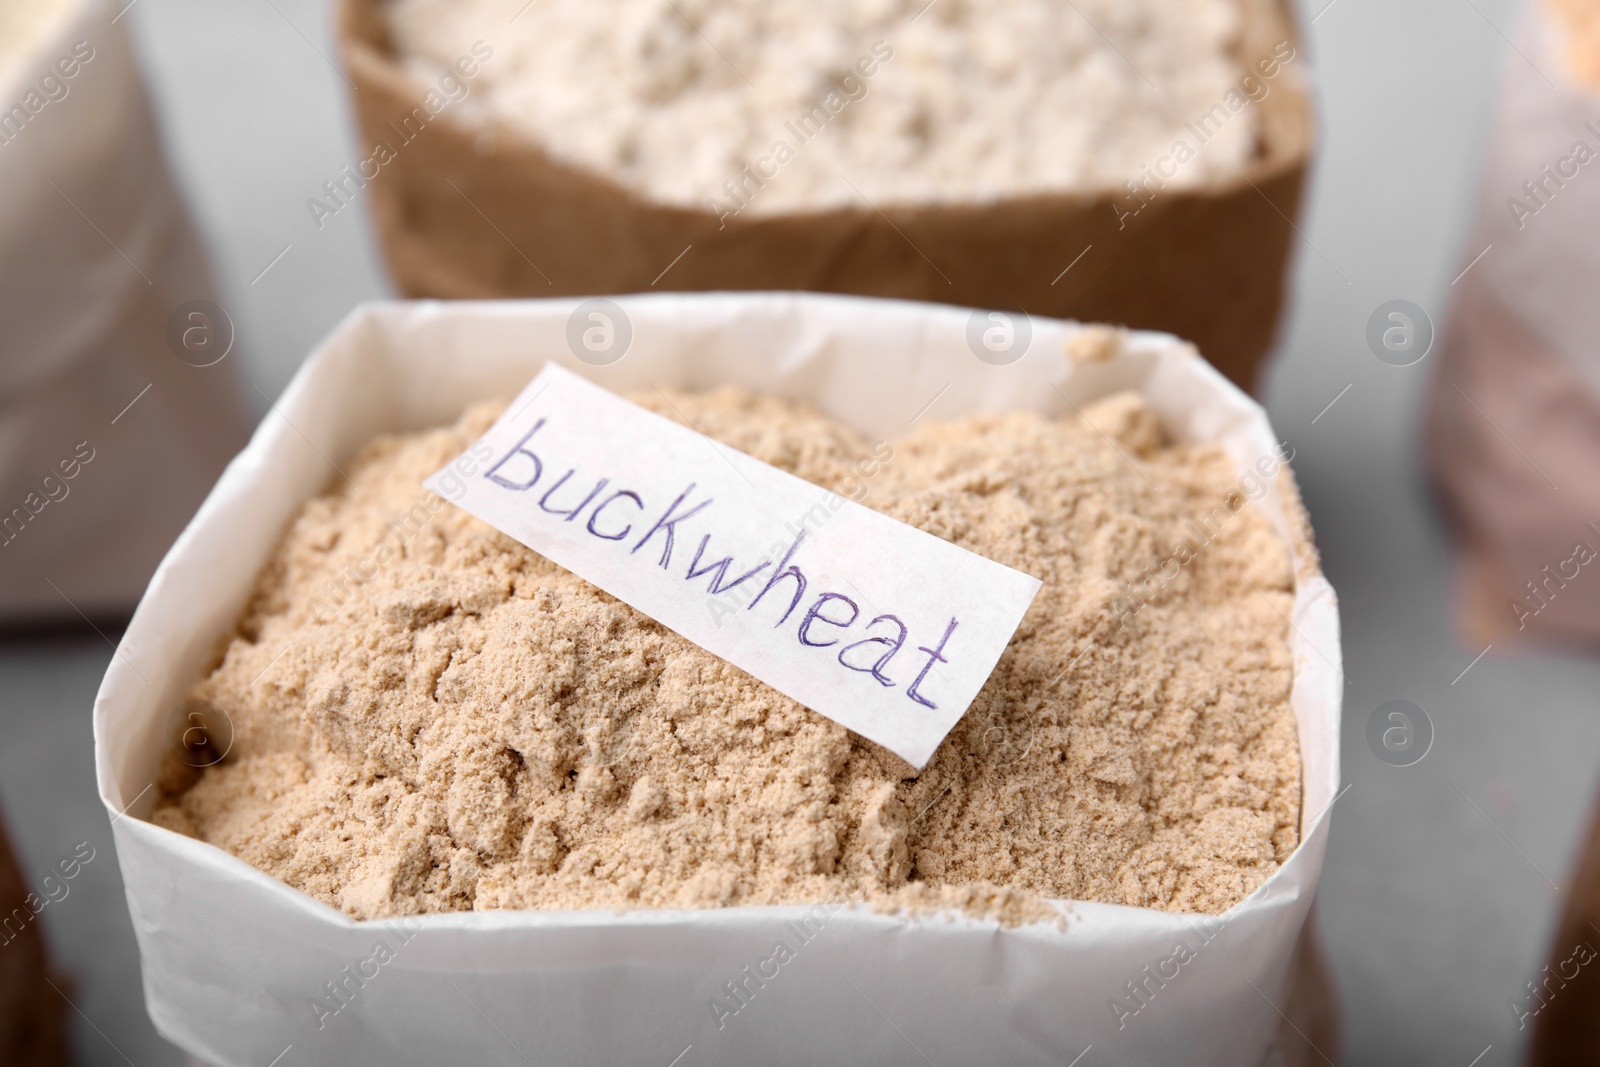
383 0 1259 211
154 386 1300 921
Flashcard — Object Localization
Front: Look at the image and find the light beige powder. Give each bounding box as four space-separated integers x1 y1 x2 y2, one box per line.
383 0 1257 211
154 386 1300 921
0 0 66 73
1549 0 1600 86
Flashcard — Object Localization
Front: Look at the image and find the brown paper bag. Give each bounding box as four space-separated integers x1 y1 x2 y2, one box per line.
0 817 68 1067
1527 789 1600 1065
333 0 1312 393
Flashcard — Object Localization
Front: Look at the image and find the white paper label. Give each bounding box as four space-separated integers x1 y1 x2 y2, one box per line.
425 365 1042 768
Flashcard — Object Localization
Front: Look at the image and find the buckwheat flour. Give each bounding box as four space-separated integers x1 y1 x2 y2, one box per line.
382 0 1258 211
153 385 1301 921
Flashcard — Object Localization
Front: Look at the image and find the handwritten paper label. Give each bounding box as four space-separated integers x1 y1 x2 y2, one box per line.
426 365 1042 768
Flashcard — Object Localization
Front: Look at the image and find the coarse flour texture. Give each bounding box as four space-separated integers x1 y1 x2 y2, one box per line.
155 387 1301 921
382 0 1259 210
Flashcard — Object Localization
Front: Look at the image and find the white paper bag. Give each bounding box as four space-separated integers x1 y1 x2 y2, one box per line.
1425 0 1600 645
95 294 1341 1067
0 0 251 620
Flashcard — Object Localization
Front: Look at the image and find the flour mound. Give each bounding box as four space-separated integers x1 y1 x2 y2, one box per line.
155 387 1300 920
384 0 1257 210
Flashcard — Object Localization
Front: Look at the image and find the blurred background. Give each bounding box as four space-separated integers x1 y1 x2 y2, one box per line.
4 0 1598 1063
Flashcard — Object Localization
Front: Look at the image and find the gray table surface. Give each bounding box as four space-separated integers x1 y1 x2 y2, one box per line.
4 0 1595 1064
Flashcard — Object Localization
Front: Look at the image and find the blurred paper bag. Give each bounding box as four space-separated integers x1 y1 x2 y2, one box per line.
1426 0 1600 646
0 0 250 622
